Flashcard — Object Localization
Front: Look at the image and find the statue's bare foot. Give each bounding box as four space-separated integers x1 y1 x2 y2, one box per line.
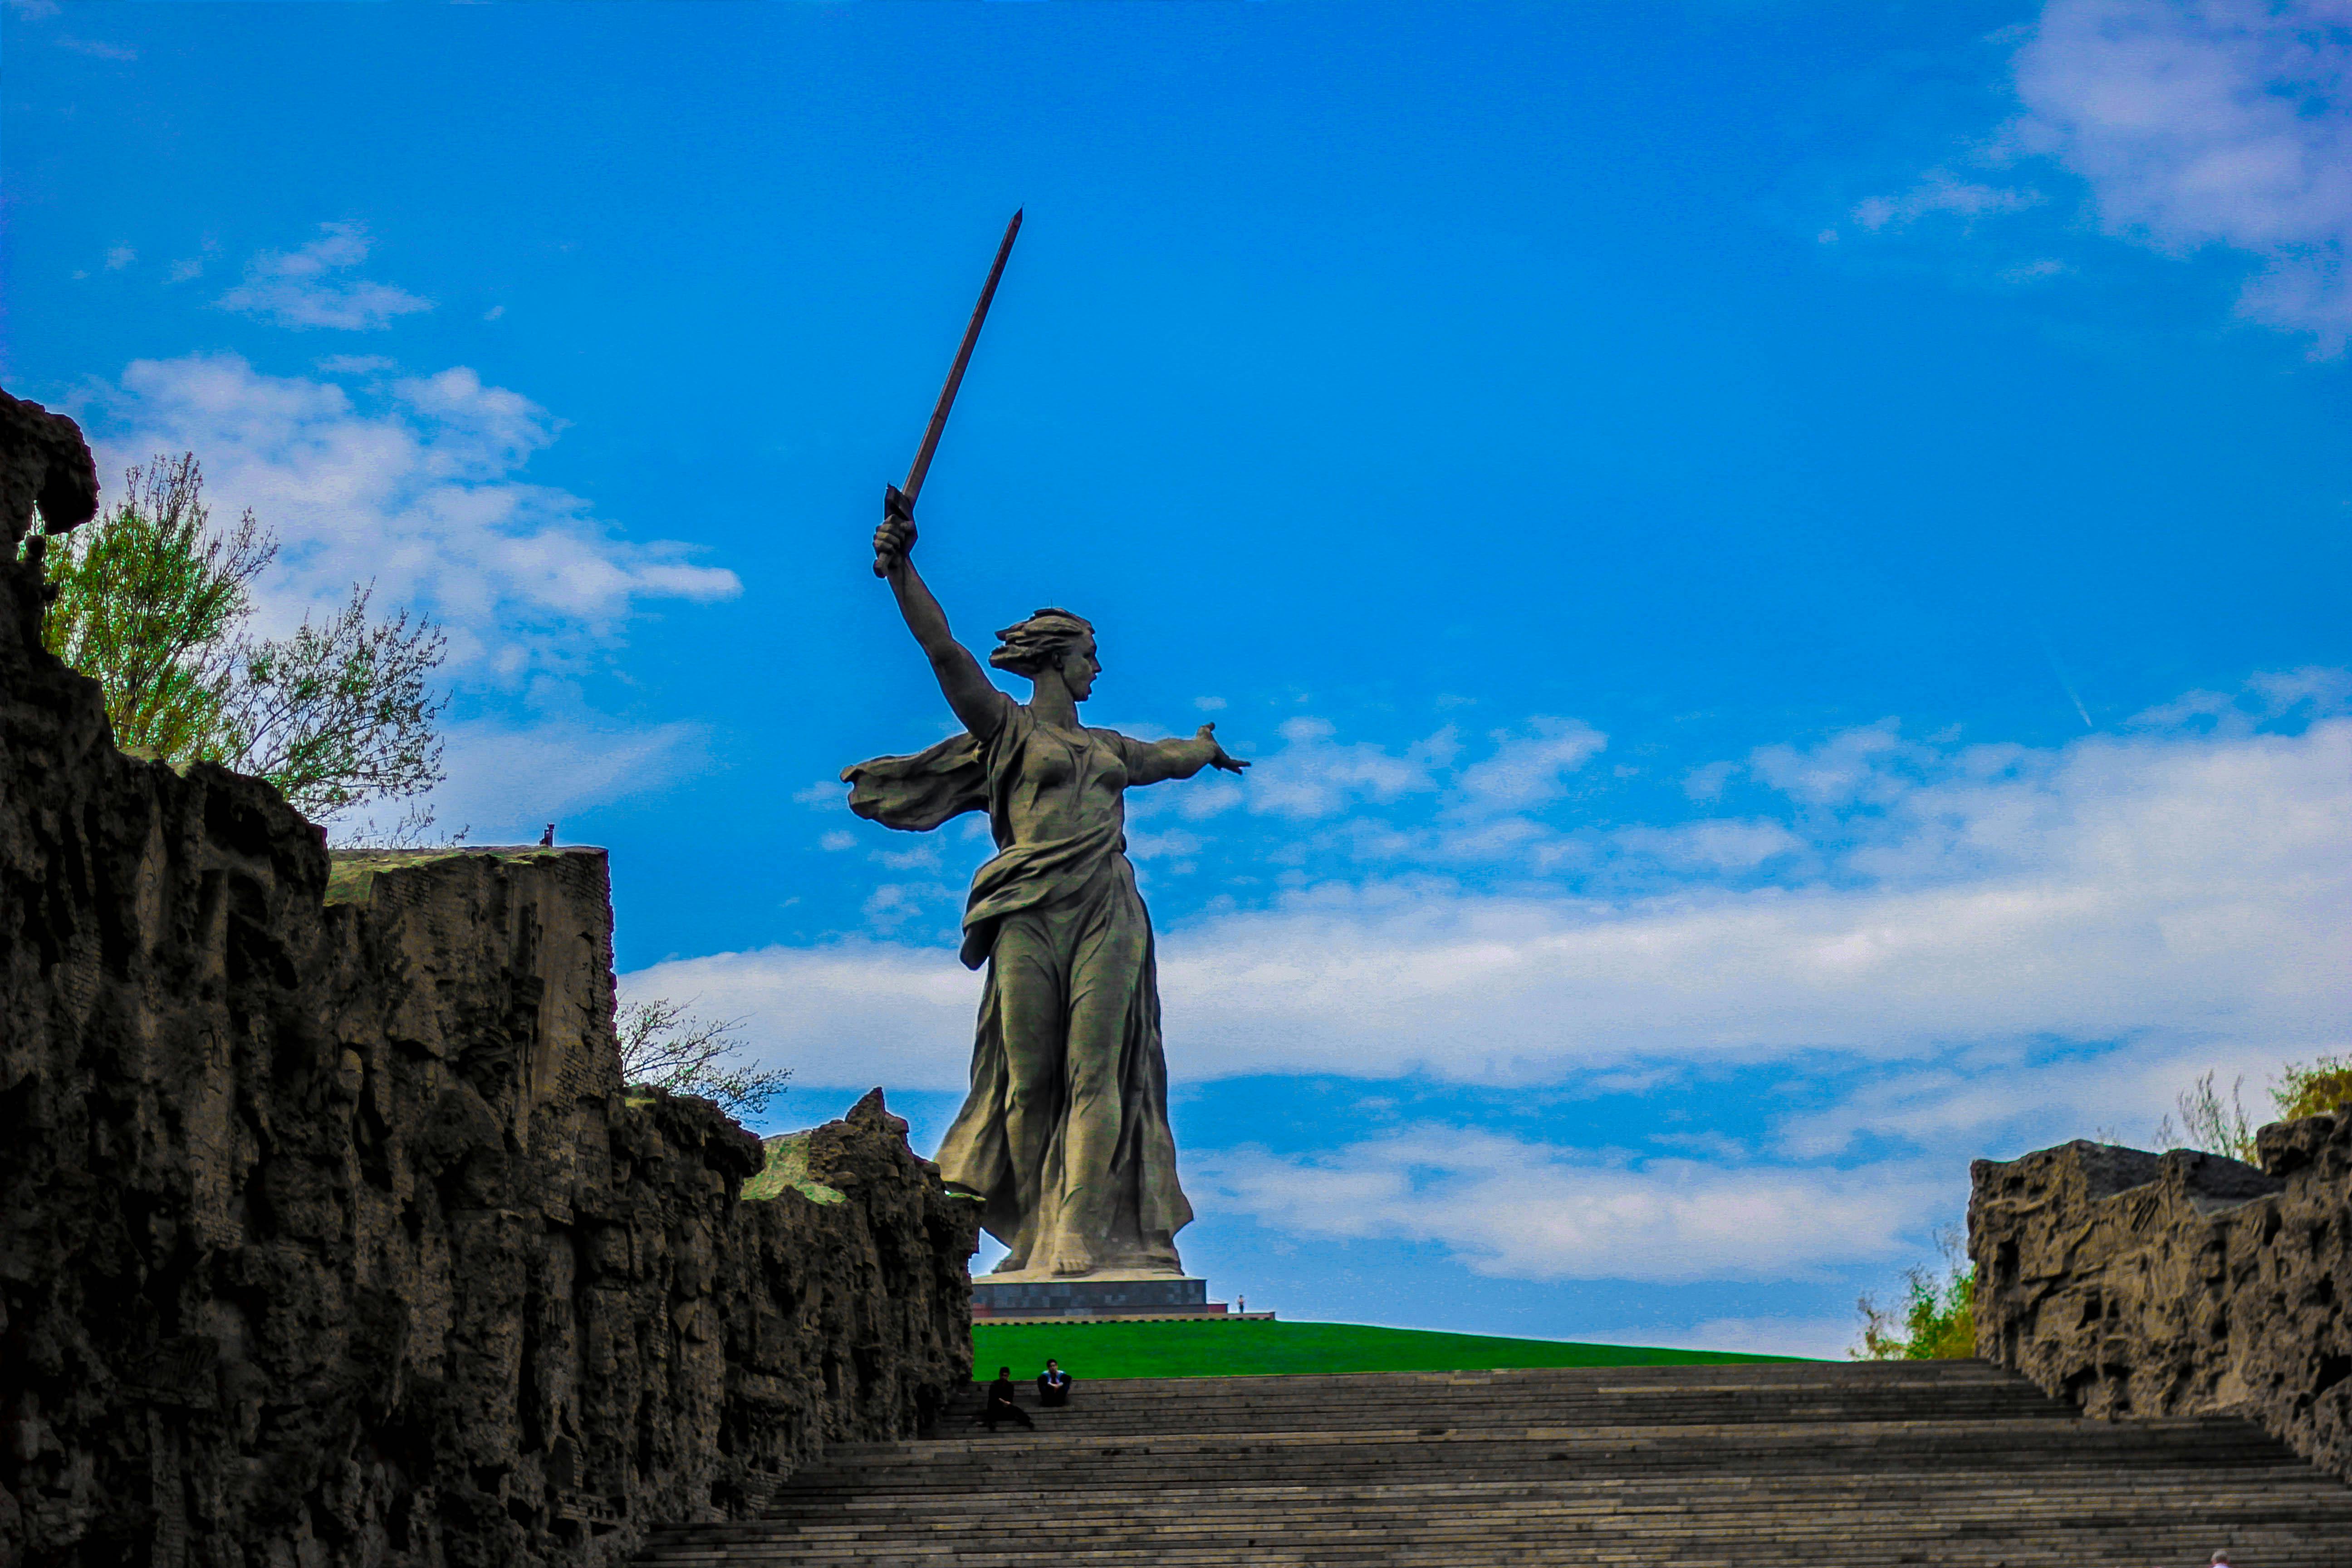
991 1249 1030 1275
1045 1238 1098 1277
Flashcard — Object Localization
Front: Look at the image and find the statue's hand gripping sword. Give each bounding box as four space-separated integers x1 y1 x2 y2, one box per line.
875 209 1023 577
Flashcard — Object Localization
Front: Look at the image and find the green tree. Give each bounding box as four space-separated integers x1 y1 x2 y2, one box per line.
39 452 271 764
617 997 789 1120
37 453 446 825
1854 1229 1975 1360
2273 1056 2352 1122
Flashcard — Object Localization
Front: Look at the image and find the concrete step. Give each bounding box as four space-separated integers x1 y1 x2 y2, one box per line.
632 1362 2352 1566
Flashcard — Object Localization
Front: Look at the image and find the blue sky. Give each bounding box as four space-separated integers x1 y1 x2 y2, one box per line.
7 0 2348 1357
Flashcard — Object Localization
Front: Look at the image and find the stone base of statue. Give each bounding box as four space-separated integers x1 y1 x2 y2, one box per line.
970 1272 1240 1320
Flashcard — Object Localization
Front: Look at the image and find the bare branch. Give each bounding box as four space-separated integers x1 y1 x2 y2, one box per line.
228 581 447 818
617 997 789 1119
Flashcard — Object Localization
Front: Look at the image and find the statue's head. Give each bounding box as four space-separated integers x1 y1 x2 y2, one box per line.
990 607 1098 701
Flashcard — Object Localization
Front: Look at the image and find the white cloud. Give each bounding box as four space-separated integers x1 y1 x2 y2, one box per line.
1749 718 1908 806
1454 717 1607 813
215 222 434 331
1773 1039 2313 1161
1175 775 1247 821
57 33 135 62
1670 1316 1860 1362
1190 1127 1938 1283
1683 760 1737 802
103 246 134 271
1246 716 1455 820
413 716 708 844
639 690 2351 1104
1160 719 2350 1083
2000 257 2073 282
2013 0 2352 348
89 352 740 674
624 940 980 1093
1852 172 2044 230
1613 818 1802 872
1128 828 1205 860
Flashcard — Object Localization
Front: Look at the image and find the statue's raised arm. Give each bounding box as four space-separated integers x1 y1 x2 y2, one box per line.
872 496 1006 738
843 506 1247 1283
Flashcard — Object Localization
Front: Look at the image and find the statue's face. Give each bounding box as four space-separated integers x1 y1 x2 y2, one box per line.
1060 637 1100 702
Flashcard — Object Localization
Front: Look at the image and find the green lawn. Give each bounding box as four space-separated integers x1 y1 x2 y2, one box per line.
971 1318 1804 1381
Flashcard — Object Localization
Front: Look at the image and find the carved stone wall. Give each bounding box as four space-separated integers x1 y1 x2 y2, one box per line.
1970 1114 2352 1485
0 387 980 1567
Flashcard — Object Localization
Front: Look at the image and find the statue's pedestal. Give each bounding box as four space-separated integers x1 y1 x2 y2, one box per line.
970 1272 1236 1320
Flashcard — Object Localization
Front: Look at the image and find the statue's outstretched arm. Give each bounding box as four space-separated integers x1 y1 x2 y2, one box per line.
1122 723 1250 787
873 507 1004 737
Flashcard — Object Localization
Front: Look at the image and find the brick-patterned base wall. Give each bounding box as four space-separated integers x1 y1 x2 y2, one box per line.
1970 1115 2352 1485
0 389 980 1568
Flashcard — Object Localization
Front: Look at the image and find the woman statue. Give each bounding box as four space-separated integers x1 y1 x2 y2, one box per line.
843 504 1247 1279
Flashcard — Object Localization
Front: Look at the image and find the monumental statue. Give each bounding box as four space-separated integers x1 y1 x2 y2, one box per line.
845 530 1246 1279
837 215 1245 1284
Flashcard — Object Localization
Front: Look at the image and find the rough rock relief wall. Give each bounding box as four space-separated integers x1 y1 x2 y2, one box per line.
1 388 982 1567
1970 1113 2352 1485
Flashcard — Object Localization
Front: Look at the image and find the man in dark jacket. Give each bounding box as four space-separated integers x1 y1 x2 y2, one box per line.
981 1366 1034 1431
1037 1359 1073 1407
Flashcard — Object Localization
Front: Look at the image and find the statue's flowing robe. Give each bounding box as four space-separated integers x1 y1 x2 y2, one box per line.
843 701 1192 1274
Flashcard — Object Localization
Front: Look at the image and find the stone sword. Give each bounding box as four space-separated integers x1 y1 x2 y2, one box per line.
874 208 1024 576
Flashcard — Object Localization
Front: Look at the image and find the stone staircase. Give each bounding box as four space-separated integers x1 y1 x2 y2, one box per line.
634 1361 2352 1566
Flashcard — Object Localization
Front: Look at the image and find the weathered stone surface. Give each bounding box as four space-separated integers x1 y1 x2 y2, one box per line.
0 387 99 666
1971 1117 2352 1484
1 391 981 1567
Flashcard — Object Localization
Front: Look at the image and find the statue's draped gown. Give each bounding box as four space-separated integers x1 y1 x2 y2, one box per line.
845 694 1192 1275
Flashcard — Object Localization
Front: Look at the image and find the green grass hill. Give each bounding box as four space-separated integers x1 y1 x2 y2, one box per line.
971 1317 1803 1381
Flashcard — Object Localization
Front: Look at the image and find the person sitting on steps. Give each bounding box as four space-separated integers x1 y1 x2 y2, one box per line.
1037 1358 1073 1407
980 1366 1034 1431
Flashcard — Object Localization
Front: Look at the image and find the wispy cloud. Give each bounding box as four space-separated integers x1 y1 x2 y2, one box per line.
1999 257 2073 284
1838 3 2352 348
1191 1127 1939 1283
413 715 710 845
1669 1316 1862 1361
624 940 982 1092
1611 818 1801 872
57 33 135 62
89 352 740 676
215 222 434 331
1244 716 1456 820
2013 0 2352 349
630 680 2351 1102
103 246 135 271
1454 717 1607 813
1852 171 2044 231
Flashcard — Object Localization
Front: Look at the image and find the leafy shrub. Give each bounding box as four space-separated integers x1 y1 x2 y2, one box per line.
1854 1230 1975 1360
